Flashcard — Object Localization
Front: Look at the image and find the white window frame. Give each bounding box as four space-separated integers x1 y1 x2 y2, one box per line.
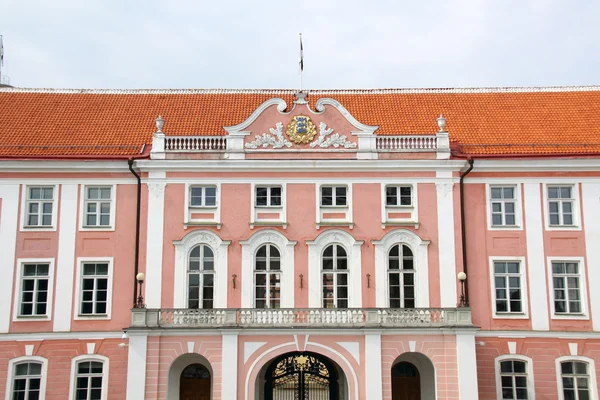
316 183 353 228
173 230 230 309
320 185 349 207
547 257 588 320
386 243 416 309
380 183 419 227
73 257 113 320
183 183 221 227
253 243 282 308
186 244 216 309
384 185 414 207
489 256 529 319
240 229 296 308
79 185 116 231
20 185 58 231
486 183 523 230
13 258 55 322
255 185 283 208
543 183 581 231
5 356 49 400
321 244 350 309
250 182 287 228
373 229 430 308
68 354 109 400
555 356 598 400
495 354 536 400
188 184 218 208
307 229 363 308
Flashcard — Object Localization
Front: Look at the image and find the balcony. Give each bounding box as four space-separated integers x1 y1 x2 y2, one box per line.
129 307 472 329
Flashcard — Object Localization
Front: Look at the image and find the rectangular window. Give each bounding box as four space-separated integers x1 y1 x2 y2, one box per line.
84 186 112 227
75 361 104 400
25 186 54 227
189 186 217 207
12 362 42 400
321 186 347 206
561 361 590 400
386 186 412 206
499 360 529 399
19 263 49 317
490 186 517 226
256 186 282 207
552 261 582 314
548 186 574 226
493 261 523 314
80 263 109 315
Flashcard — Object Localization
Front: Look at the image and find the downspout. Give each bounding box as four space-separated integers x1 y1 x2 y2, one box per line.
459 158 474 304
128 158 142 307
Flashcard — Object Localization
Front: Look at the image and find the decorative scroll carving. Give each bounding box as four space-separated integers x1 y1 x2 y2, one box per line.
245 122 292 149
435 182 454 199
310 122 357 149
148 182 166 199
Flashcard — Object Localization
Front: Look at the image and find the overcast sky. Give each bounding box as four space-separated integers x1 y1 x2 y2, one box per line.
1 0 598 89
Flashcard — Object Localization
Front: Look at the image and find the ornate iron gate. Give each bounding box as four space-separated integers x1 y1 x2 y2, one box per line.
266 353 337 400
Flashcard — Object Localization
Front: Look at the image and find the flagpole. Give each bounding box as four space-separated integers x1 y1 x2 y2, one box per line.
299 33 303 92
0 35 3 83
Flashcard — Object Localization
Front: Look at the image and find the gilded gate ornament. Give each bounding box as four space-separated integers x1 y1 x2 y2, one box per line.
286 115 317 144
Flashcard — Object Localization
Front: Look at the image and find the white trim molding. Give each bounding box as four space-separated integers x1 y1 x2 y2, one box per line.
145 180 166 308
222 332 239 400
495 354 536 400
67 354 110 400
126 333 148 400
313 98 379 134
486 183 523 230
555 355 598 400
73 257 114 320
435 180 457 307
173 230 231 309
456 332 479 400
546 257 589 320
184 182 222 228
316 183 354 229
523 183 550 331
250 182 288 229
224 98 289 134
13 258 55 322
489 256 529 319
373 229 430 308
240 229 296 308
0 184 20 332
365 334 383 400
306 230 363 308
5 355 49 400
380 183 419 228
20 184 59 232
582 182 600 330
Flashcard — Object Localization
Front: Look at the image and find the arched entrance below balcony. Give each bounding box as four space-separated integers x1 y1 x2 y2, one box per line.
391 353 436 400
257 351 348 400
166 353 213 400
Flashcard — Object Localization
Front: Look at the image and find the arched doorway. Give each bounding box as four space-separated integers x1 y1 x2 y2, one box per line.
263 352 341 400
392 362 420 400
179 363 211 400
391 353 436 400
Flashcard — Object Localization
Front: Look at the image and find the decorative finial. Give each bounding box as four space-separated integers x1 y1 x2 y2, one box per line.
437 114 446 132
294 91 308 105
155 115 165 133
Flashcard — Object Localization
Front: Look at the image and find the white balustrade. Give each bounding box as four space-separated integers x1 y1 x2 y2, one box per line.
134 308 471 329
165 136 227 151
376 136 437 151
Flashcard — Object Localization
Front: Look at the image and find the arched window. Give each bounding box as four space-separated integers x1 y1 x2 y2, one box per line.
499 360 528 399
560 360 591 400
388 244 415 308
322 244 348 308
188 244 214 309
74 361 104 400
11 362 43 399
255 244 281 308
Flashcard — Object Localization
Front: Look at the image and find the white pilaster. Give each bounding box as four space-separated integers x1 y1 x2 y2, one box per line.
126 333 148 400
436 181 457 307
222 333 239 400
523 183 549 331
146 181 166 308
365 334 383 400
456 332 479 400
582 183 600 331
53 184 78 332
0 184 19 333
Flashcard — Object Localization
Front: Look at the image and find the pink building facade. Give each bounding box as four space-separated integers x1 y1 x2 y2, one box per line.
1 87 600 399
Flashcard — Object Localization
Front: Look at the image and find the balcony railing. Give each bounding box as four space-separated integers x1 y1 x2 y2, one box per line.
376 136 437 152
165 136 227 151
130 307 472 329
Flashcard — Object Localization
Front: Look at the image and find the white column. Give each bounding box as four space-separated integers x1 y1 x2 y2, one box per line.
524 183 549 330
582 183 600 331
222 332 238 400
53 184 78 332
0 184 19 333
365 333 383 400
436 181 457 307
126 333 148 400
456 332 479 400
146 181 166 308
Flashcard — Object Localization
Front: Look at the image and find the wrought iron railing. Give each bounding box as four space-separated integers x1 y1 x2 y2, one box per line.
130 307 472 329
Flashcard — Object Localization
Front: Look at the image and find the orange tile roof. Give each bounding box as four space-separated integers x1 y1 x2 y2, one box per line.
1 87 599 157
